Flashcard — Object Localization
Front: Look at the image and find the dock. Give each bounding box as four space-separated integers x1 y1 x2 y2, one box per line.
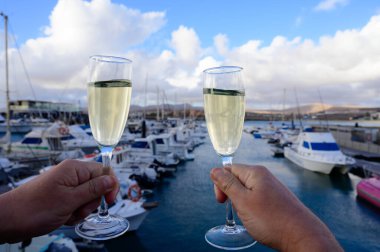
353 159 380 175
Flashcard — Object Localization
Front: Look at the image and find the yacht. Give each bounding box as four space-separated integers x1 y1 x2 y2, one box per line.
129 137 180 166
0 117 51 134
3 122 84 163
61 125 98 154
284 132 355 174
154 132 195 161
78 147 168 187
0 157 29 173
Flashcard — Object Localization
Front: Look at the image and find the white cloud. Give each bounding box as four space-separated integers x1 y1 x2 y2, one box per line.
225 15 380 107
1 0 380 110
1 0 166 104
214 34 229 56
314 0 349 12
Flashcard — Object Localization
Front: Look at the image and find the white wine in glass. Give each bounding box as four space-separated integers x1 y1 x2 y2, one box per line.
75 55 132 240
203 88 245 156
88 79 132 146
203 66 256 250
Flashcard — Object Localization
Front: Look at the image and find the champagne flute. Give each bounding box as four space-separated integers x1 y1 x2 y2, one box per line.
203 66 256 250
75 55 132 240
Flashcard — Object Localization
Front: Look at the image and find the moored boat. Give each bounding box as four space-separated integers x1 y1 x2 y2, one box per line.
284 132 355 174
3 122 84 164
356 177 380 208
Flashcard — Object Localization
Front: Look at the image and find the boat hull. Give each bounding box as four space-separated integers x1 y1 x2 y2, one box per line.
284 147 335 174
357 178 380 208
0 124 32 134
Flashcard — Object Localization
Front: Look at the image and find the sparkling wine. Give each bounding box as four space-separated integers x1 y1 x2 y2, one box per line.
203 88 245 156
88 79 132 146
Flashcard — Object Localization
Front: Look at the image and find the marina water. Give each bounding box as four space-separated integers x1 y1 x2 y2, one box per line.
104 122 380 252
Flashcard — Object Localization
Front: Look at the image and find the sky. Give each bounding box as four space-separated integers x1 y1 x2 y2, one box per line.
0 0 380 110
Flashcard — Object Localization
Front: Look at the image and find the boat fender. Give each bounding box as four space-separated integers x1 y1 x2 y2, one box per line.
127 184 142 202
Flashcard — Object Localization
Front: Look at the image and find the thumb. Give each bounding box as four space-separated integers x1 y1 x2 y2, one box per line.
210 167 247 204
72 175 117 209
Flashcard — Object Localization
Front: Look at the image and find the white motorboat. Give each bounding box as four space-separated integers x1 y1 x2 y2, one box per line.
0 234 78 252
0 119 32 134
112 148 160 188
0 157 29 173
61 125 98 154
4 122 66 162
153 132 195 161
269 128 299 156
80 147 164 187
0 117 51 134
3 122 84 163
284 132 355 174
129 137 180 166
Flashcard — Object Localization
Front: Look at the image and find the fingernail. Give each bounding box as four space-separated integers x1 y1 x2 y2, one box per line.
103 176 114 189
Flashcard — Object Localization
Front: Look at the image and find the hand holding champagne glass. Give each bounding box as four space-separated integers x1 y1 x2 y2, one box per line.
203 66 256 250
75 55 132 240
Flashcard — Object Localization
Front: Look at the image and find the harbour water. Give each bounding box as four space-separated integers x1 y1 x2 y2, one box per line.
104 125 380 252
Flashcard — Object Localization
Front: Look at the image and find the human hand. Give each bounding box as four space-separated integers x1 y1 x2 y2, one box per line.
211 164 343 252
0 159 119 243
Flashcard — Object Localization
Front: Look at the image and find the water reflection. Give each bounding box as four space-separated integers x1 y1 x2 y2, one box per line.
102 131 379 252
105 232 148 251
329 171 353 192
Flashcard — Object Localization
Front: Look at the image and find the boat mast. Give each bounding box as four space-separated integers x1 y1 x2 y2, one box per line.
183 102 186 121
317 88 330 131
143 73 148 120
294 88 304 131
1 12 11 145
282 89 286 122
156 86 160 121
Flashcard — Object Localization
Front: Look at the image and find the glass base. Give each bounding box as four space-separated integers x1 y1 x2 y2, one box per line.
75 214 129 240
205 225 256 250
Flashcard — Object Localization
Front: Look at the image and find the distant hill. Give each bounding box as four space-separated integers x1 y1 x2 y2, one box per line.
247 103 380 115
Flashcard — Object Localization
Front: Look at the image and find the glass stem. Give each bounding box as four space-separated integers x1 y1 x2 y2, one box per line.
222 156 236 229
99 146 113 218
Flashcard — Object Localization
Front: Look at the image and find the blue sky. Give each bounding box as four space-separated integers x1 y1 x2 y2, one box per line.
1 0 380 109
3 0 379 47
124 0 379 47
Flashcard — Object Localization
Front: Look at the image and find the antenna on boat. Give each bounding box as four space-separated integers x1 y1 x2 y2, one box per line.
143 73 148 120
174 92 178 117
294 88 304 131
156 85 160 121
282 88 286 123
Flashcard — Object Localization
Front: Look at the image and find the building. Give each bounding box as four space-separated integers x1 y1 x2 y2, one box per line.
1 100 84 123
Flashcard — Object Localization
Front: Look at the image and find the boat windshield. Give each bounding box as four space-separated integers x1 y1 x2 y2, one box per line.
61 134 75 141
310 142 340 151
21 137 42 144
303 141 310 149
155 138 165 144
132 141 149 149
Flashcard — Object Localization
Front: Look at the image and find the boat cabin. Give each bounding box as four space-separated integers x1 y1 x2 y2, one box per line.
299 132 340 152
20 129 64 151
